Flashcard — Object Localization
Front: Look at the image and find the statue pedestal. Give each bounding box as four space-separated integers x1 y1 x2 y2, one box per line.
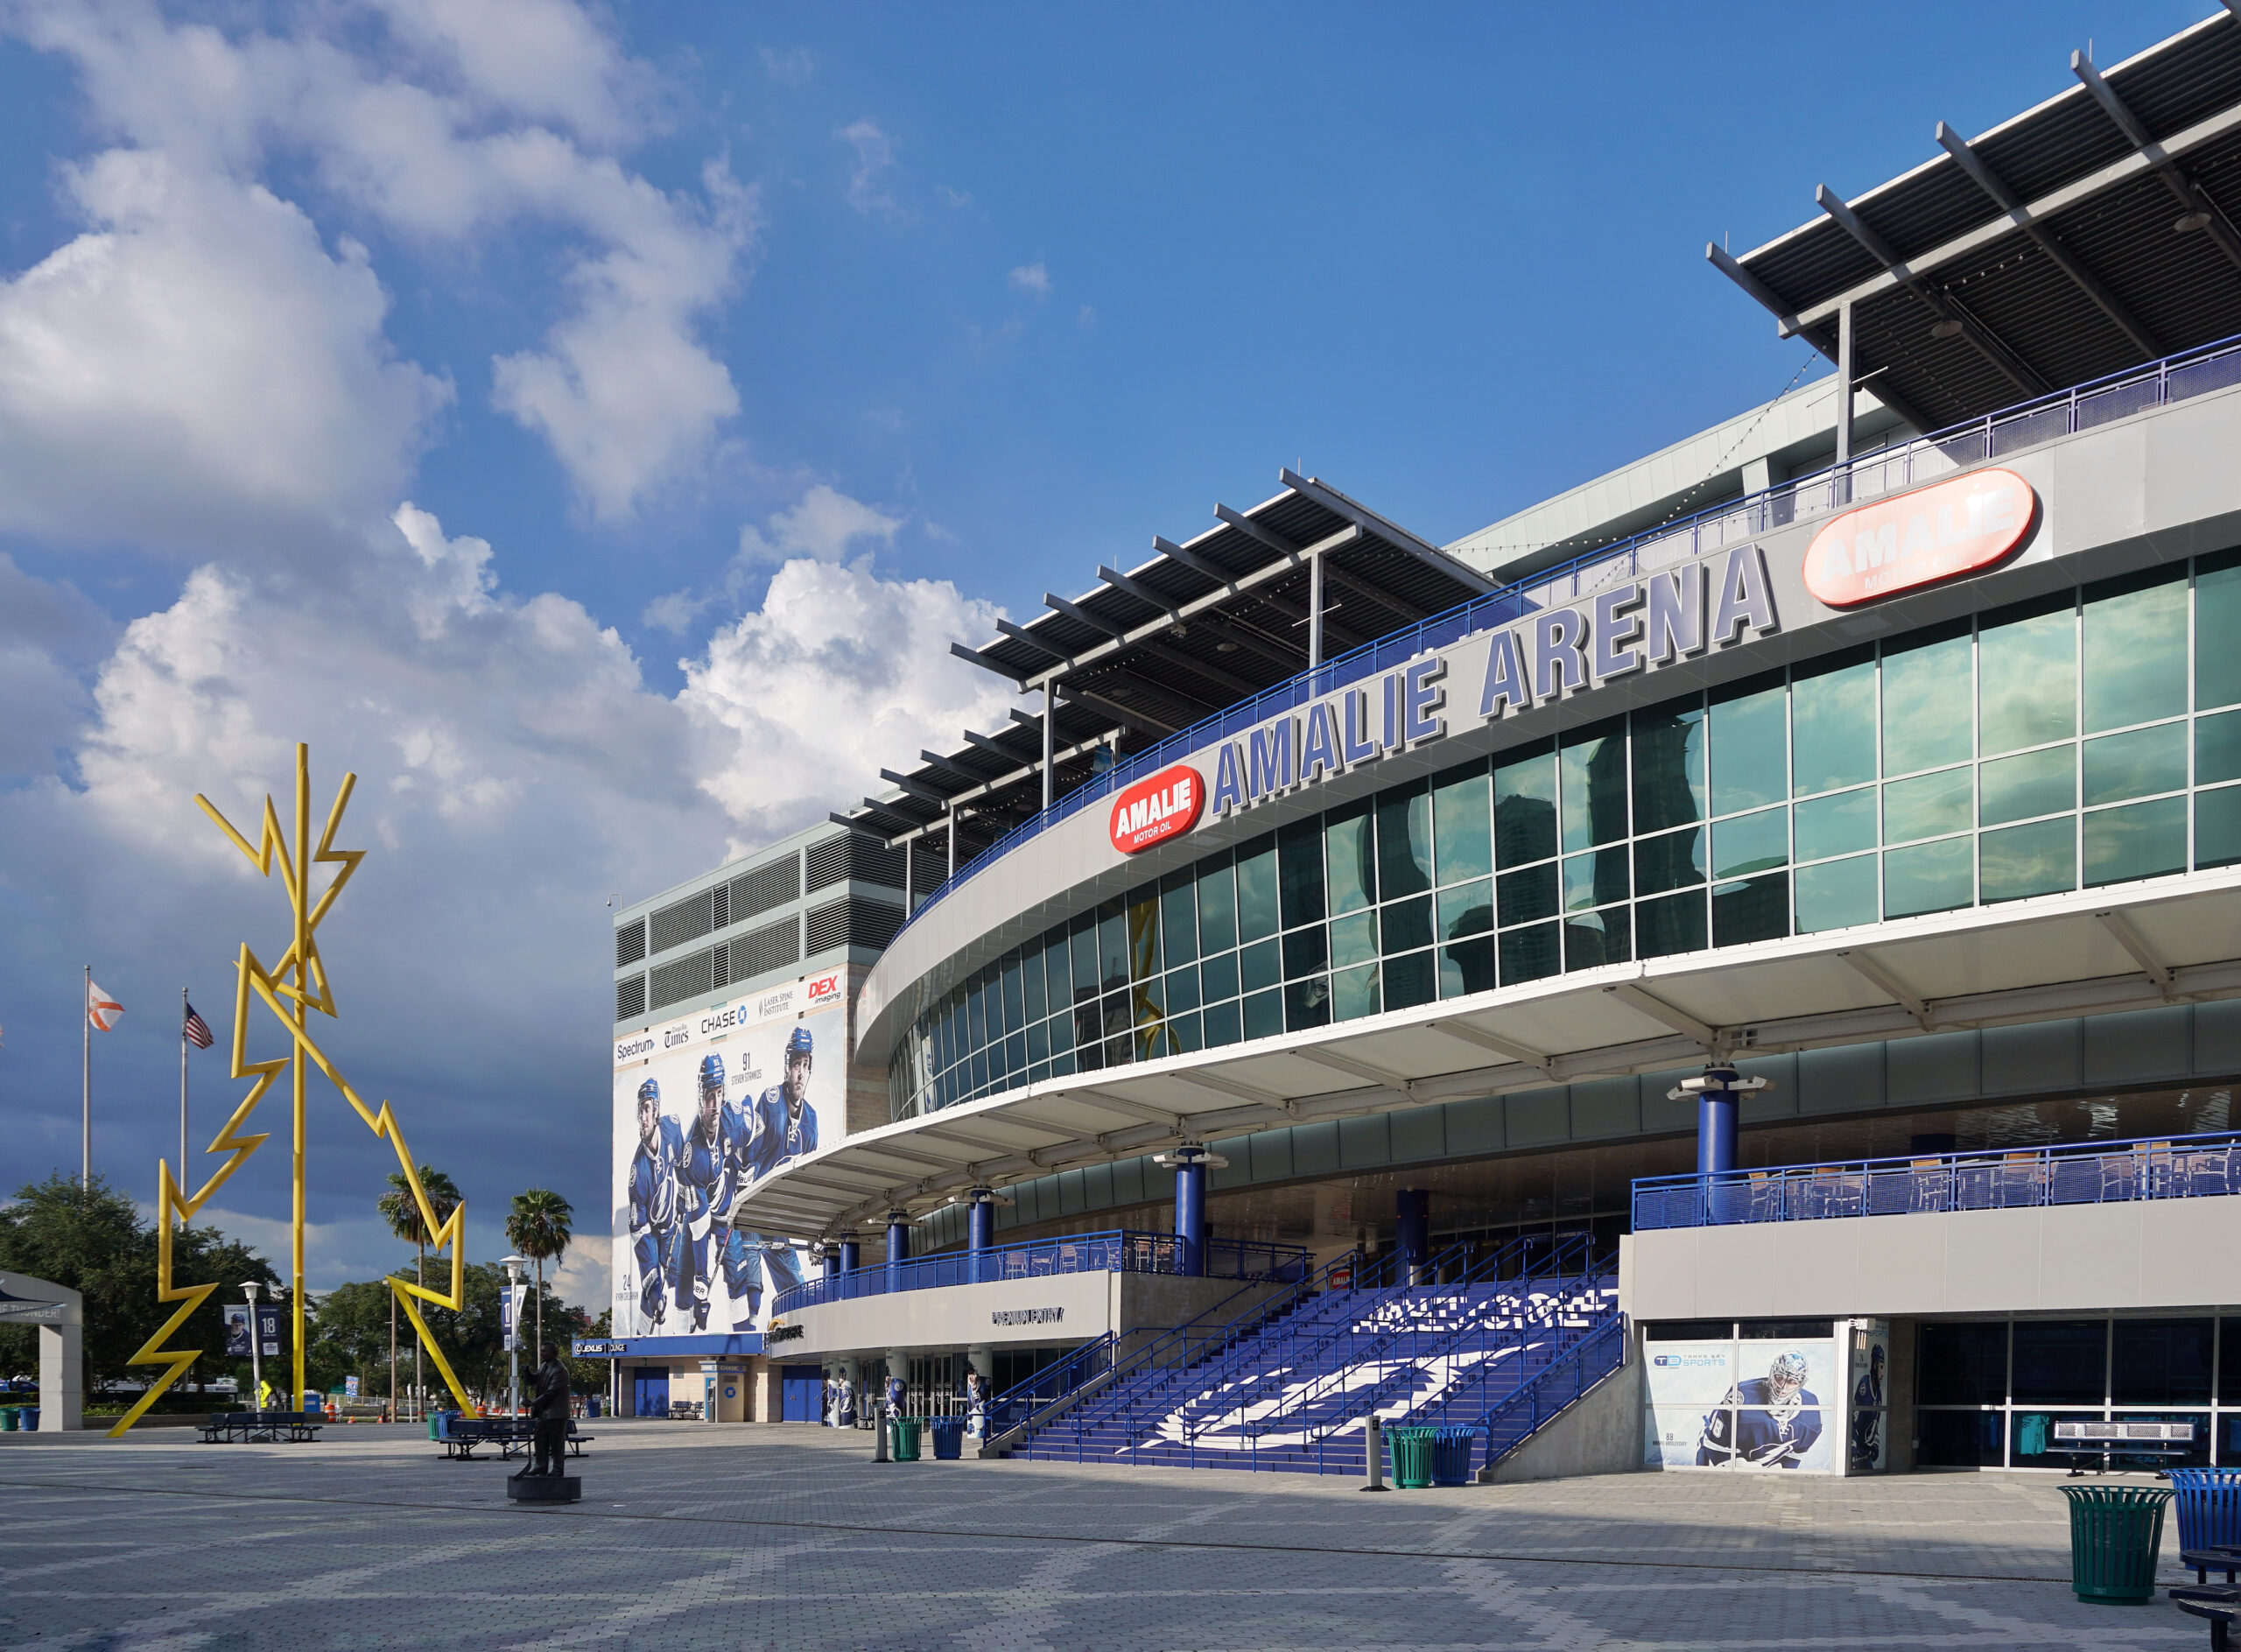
506 1473 580 1505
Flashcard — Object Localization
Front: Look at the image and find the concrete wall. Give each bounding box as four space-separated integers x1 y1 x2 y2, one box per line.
1629 1197 2241 1322
1479 1349 1645 1485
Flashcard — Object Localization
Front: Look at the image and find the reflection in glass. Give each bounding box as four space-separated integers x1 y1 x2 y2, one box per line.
1711 873 1788 946
1200 949 1240 1004
1498 922 1559 985
1633 827 1705 896
1632 700 1707 834
2113 1318 2213 1405
2201 786 2241 871
1793 647 1877 797
1282 925 1328 981
2198 709 2241 788
1196 856 1238 953
2084 566 2187 734
1980 746 2075 826
1882 626 1972 777
1382 895 1435 953
1711 678 1787 815
1163 964 1200 1013
1441 937 1496 997
1917 1409 2004 1467
1099 903 1128 992
1240 938 1281 995
2084 797 2187 887
1712 807 1788 879
1563 847 1629 911
1495 863 1557 928
1332 961 1380 1021
1284 975 1331 1031
1203 997 1242 1048
1978 596 2076 756
1979 817 2076 903
1432 761 1493 885
1127 889 1160 984
2200 552 2241 712
1383 950 1437 1011
1795 854 1877 933
1330 910 1378 969
2012 1320 2107 1404
1437 881 1493 940
1236 837 1279 942
1277 819 1326 930
1635 889 1706 959
2083 723 2187 806
1378 781 1434 900
1883 766 1972 844
1560 718 1628 853
1494 745 1558 868
1324 799 1376 914
1795 787 1878 862
1884 836 1972 917
1243 988 1283 1040
1564 905 1631 970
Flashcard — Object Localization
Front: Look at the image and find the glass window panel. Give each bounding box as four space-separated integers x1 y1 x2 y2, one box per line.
2084 566 2187 733
1331 910 1379 969
1160 879 1198 967
2083 722 2187 806
1438 881 1493 940
1497 923 1559 986
1383 950 1437 1012
1440 938 1496 998
1127 890 1161 983
1282 925 1328 981
1324 799 1376 915
2199 552 2241 712
1712 806 1788 879
1284 976 1331 1031
1102 995 1132 1067
1001 959 1025 1035
2012 1320 2106 1405
1792 645 1877 796
1099 904 1128 993
1048 1009 1073 1055
1563 847 1629 911
2220 1320 2241 1405
966 978 987 1050
1884 766 1972 844
1196 856 1238 954
1070 913 1099 999
1633 827 1705 896
1494 744 1559 868
1072 998 1102 1068
1635 889 1706 959
1979 817 2076 903
1432 761 1493 885
1168 1012 1202 1055
1242 988 1283 1041
1202 997 1241 1049
1022 944 1047 1023
1376 781 1434 900
2112 1318 2213 1405
1563 905 1631 971
2084 796 2187 887
1235 835 1279 943
1332 962 1380 1022
2200 785 2241 871
1200 950 1240 1004
1795 854 1878 933
2199 709 2241 787
1240 937 1281 995
1917 1322 2007 1406
1163 964 1200 1014
2012 1410 2107 1470
1795 787 1877 862
1881 624 1973 777
1978 595 2076 756
1980 746 2076 826
1631 699 1706 833
1382 894 1435 953
1495 864 1557 928
1027 1019 1050 1065
1884 837 1973 918
1710 676 1787 816
1916 1409 2004 1467
1559 718 1628 852
1277 819 1326 930
1711 873 1788 946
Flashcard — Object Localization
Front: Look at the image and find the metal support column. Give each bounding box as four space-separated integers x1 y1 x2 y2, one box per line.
1395 1189 1430 1286
1307 551 1324 670
885 1211 911 1296
1834 300 1855 500
1042 683 1055 811
967 1190 995 1284
1156 1143 1226 1276
945 808 956 879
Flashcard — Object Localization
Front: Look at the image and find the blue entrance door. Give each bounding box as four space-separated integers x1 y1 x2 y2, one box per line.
632 1367 669 1417
781 1366 822 1422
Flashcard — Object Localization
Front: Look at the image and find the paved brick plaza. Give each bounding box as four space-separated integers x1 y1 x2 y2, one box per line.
0 1421 2209 1648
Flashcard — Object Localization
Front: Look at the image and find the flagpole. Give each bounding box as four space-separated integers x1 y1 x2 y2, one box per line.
180 986 190 1222
81 963 91 1192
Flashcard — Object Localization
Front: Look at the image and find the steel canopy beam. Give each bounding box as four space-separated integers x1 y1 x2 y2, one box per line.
1277 469 1496 594
2072 49 2241 276
1704 242 1937 435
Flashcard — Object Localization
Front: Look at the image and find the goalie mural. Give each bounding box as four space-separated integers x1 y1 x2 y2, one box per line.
613 975 838 1337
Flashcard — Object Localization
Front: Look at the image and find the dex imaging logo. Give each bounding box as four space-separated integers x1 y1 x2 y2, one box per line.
804 971 842 1005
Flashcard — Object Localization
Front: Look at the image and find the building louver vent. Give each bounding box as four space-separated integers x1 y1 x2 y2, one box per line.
733 915 800 980
805 896 905 955
729 856 799 923
615 918 646 968
804 897 848 953
649 889 716 955
804 834 850 894
845 836 906 888
710 942 730 991
649 948 714 1011
909 846 944 895
615 974 646 1022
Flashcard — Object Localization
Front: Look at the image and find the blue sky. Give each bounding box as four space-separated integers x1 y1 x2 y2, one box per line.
0 0 2213 1302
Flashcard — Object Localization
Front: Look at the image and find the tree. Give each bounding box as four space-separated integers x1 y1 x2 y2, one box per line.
376 1166 460 1416
503 1188 573 1362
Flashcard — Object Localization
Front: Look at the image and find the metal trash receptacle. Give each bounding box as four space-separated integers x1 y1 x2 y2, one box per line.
0 1405 18 1431
1430 1426 1476 1487
2169 1469 2241 1553
1388 1426 1435 1490
2061 1484 2173 1603
17 1407 38 1431
890 1416 923 1461
929 1417 966 1460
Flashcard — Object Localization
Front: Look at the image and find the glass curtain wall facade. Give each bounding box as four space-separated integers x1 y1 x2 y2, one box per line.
892 552 2241 1121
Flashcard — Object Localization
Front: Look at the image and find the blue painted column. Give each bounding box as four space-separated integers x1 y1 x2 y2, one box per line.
1394 1189 1430 1285
1173 1149 1208 1276
967 1191 995 1283
1696 1066 1739 1177
885 1212 911 1296
838 1238 861 1274
819 1244 839 1283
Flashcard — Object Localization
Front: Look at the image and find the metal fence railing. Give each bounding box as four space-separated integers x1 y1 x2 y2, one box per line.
770 1227 1311 1318
893 327 2241 947
1633 1128 2241 1233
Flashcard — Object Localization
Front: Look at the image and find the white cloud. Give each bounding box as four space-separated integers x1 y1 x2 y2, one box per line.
645 482 904 633
1078 303 1099 331
936 184 973 209
759 46 813 84
836 117 903 220
1009 261 1051 300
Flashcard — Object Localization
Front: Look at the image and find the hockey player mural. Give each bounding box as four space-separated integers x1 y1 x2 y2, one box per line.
1697 1350 1827 1470
612 979 837 1337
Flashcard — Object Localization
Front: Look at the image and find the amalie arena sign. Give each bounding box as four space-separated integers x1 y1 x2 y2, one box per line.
1110 764 1205 853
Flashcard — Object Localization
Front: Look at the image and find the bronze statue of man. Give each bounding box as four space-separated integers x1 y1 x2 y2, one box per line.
520 1344 571 1478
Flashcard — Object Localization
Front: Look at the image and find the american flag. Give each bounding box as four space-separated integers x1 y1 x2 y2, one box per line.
183 1002 214 1050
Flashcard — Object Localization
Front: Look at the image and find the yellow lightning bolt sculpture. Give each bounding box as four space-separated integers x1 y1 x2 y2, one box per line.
109 743 476 1436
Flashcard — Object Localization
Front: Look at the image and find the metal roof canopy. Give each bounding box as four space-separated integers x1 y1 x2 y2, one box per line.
1711 8 2241 437
831 471 1490 864
730 866 2241 1240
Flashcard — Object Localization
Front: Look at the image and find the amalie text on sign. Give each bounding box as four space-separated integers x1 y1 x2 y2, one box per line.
1109 764 1205 854
1803 467 2035 607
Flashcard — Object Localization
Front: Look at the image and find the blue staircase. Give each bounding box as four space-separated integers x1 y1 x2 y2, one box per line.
1007 1236 1627 1479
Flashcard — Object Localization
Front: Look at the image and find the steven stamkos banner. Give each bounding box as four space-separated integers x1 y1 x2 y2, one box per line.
611 977 839 1338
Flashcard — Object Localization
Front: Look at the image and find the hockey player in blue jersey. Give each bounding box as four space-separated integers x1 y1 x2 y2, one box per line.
748 1025 821 1180
1697 1350 1824 1468
676 1052 773 1332
627 1079 687 1332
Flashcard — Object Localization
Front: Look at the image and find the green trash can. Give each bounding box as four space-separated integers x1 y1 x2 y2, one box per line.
890 1415 923 1462
2060 1485 2173 1603
1388 1426 1436 1490
0 1405 18 1431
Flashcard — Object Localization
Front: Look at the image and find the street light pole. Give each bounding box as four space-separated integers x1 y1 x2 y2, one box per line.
242 1281 263 1412
502 1255 526 1416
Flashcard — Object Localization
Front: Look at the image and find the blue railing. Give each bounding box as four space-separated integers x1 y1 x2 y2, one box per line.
1477 1312 1629 1472
896 326 2241 943
984 1334 1116 1438
770 1227 1311 1317
1633 1128 2241 1232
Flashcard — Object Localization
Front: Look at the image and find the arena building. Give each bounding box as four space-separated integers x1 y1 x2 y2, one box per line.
601 11 2241 1477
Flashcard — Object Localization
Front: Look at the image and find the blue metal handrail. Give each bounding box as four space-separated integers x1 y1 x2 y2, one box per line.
1632 1127 2241 1232
1474 1311 1629 1473
893 326 2241 950
769 1227 1311 1317
983 1334 1115 1438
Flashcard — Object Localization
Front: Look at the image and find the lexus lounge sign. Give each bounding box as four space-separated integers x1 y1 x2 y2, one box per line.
1109 764 1204 854
1803 467 2034 607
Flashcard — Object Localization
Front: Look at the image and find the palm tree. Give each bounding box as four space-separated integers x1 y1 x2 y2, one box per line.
505 1188 573 1364
378 1165 460 1420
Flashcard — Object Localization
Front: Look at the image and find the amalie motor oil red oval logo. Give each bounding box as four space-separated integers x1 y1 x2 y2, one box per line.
1109 764 1205 854
1803 467 2035 608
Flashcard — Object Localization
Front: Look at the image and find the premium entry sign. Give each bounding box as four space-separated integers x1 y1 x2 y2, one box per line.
1803 467 2034 607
